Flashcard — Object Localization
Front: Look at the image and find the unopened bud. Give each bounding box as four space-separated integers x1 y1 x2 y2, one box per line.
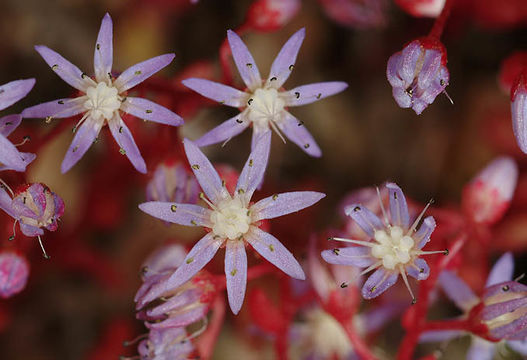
0 252 29 298
511 73 527 154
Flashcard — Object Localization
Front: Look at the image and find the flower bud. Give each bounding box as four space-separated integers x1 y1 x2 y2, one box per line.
146 161 200 205
394 0 445 18
318 0 386 29
511 72 527 154
246 0 300 32
0 252 29 298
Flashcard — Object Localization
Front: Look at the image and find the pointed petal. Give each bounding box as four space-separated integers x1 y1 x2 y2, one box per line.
0 79 35 111
225 241 248 314
278 111 321 157
508 340 527 355
108 114 147 173
438 271 479 312
361 268 398 299
0 187 15 218
20 223 44 237
246 227 305 280
94 13 113 83
60 118 102 173
267 28 305 88
138 202 212 227
194 113 249 147
415 216 436 249
321 246 375 267
149 305 208 329
386 182 410 229
183 139 227 203
419 330 464 343
251 191 325 221
406 258 430 280
21 97 86 119
486 252 514 286
0 135 28 172
114 54 175 92
227 30 262 90
0 114 22 137
147 288 200 317
466 337 495 360
284 81 348 106
121 97 183 126
182 78 247 107
344 204 384 238
35 46 90 92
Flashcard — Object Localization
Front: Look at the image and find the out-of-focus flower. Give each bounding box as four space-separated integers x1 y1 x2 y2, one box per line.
511 71 527 154
138 327 195 360
146 161 200 205
387 39 450 115
22 13 183 174
318 0 387 29
246 0 301 31
462 156 518 225
139 133 325 313
394 0 445 18
183 28 347 157
322 183 445 301
0 252 29 298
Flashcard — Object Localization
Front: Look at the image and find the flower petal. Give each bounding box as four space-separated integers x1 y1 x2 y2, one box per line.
0 134 28 172
114 54 175 92
121 97 183 126
0 187 15 218
486 252 514 286
438 271 479 312
225 241 248 314
227 30 262 90
182 78 247 107
466 337 495 360
278 111 321 157
246 227 305 280
419 330 464 343
508 339 527 355
138 202 212 227
60 118 102 173
35 46 90 92
0 115 22 137
406 258 430 280
283 81 348 106
361 268 398 299
251 191 325 221
344 204 384 238
415 216 436 249
194 113 250 147
21 97 86 119
93 13 113 83
149 305 208 329
321 246 375 267
108 114 147 173
0 79 35 111
386 182 410 229
267 28 305 89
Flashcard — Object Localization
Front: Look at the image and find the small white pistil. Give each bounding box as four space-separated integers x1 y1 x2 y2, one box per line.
371 226 415 270
210 197 251 240
246 87 285 130
84 82 121 121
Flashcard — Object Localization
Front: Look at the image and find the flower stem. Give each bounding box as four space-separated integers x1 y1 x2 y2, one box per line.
428 0 455 40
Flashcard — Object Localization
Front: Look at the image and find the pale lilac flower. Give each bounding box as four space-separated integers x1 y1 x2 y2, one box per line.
511 72 527 153
137 327 195 360
22 13 183 174
0 79 36 172
0 252 29 298
387 40 450 115
182 28 348 157
146 161 200 205
322 183 446 301
318 0 387 29
139 132 325 314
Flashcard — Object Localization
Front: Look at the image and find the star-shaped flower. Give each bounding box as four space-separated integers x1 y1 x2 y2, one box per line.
182 28 348 156
22 13 183 173
139 132 325 314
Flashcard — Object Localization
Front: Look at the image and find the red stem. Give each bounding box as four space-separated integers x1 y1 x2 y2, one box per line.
422 319 471 332
428 0 454 40
343 321 378 360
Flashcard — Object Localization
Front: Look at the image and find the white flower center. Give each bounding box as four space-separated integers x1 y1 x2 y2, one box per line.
210 196 251 240
246 87 285 130
305 309 353 358
371 226 416 270
84 82 121 121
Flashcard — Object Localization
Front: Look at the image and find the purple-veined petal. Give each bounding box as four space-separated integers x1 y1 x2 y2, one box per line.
182 78 247 107
0 115 22 137
406 258 430 280
93 13 113 83
251 127 270 152
183 139 227 203
251 191 325 221
361 268 398 299
0 79 35 111
114 54 175 92
344 204 384 238
438 271 479 312
194 113 250 147
267 28 305 88
21 97 86 119
419 330 464 343
283 81 348 106
466 337 496 360
138 202 212 227
321 246 375 268
108 114 147 173
486 252 514 286
121 97 183 126
227 30 262 90
35 46 91 92
20 223 44 237
508 339 527 355
0 187 15 218
147 288 200 317
481 297 527 322
0 152 36 173
149 305 208 329
0 135 28 172
386 182 410 229
415 216 436 249
225 240 248 314
398 41 422 85
60 117 103 173
246 226 305 280
512 86 527 153
386 53 404 88
278 111 321 157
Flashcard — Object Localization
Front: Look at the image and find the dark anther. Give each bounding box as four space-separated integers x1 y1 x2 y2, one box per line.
248 98 254 106
295 92 300 99
405 87 413 97
304 143 310 149
270 77 277 81
411 298 417 305
288 64 294 71
191 164 200 170
8 235 14 241
119 126 123 134
443 249 449 256
81 73 87 79
246 63 253 68
96 44 100 50
353 206 361 212
135 70 142 75
316 93 322 99
440 79 445 86
171 204 177 212
236 119 243 124
58 100 64 105
145 109 152 114
297 121 304 126
340 283 348 288
333 248 340 255
393 192 397 199
502 285 510 292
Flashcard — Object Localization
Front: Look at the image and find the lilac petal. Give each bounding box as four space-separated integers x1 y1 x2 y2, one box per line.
406 258 430 280
35 46 90 92
21 97 85 119
0 135 27 172
251 191 325 221
235 131 271 203
181 78 247 107
225 241 248 314
362 302 407 333
361 268 398 299
466 337 495 360
481 297 527 322
392 86 412 109
419 330 464 343
417 49 442 90
149 305 208 329
486 252 514 286
3 152 37 174
226 30 261 90
20 223 44 237
114 54 175 92
267 28 305 89
0 79 35 111
108 115 147 173
415 216 436 249
0 115 22 137
142 244 187 277
194 113 250 147
147 288 200 317
321 246 375 267
398 41 422 85
0 187 15 218
278 112 321 157
138 202 212 227
61 118 102 173
183 139 227 203
385 182 409 229
438 271 478 312
284 82 348 106
508 339 527 355
344 204 384 238
93 13 113 83
246 227 305 280
121 97 183 126
386 53 404 88
512 90 527 153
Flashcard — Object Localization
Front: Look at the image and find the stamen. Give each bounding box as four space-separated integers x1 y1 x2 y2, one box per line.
13 136 31 147
37 235 50 259
514 273 525 282
407 199 434 235
328 237 374 247
376 186 390 227
72 112 91 133
269 120 287 144
359 261 383 277
8 219 18 241
415 249 448 256
199 192 217 211
123 333 148 346
399 265 417 304
443 89 454 105
0 178 14 197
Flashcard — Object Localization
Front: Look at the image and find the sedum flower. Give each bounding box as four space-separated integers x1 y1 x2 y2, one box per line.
182 28 347 157
318 0 387 29
22 13 183 173
511 71 527 154
322 182 446 301
0 252 30 299
137 327 195 360
139 132 325 314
